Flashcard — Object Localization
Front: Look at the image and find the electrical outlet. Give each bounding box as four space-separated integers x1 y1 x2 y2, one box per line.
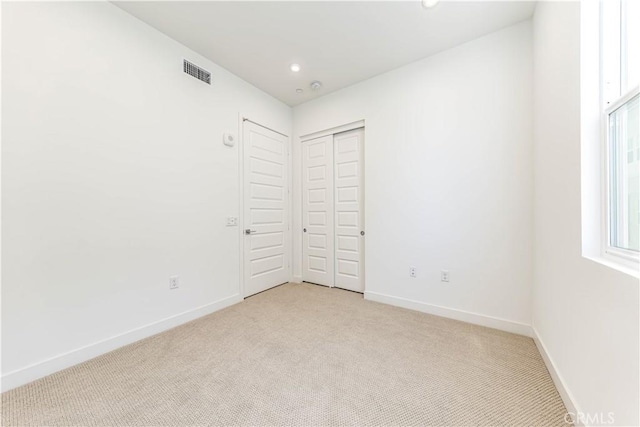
409 266 417 278
441 270 450 282
169 275 180 290
226 217 238 226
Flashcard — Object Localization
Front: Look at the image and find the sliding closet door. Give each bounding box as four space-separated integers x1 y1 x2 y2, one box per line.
333 129 364 292
301 136 334 286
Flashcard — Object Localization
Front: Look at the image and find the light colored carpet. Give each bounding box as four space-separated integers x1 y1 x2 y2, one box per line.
2 282 569 426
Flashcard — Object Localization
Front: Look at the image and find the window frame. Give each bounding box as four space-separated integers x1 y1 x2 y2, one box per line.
599 0 639 270
602 85 640 267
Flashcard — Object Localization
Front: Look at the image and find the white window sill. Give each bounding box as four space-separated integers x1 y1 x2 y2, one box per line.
584 254 640 279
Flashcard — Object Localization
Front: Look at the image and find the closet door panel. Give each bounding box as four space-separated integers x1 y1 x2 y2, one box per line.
334 129 364 292
301 136 334 286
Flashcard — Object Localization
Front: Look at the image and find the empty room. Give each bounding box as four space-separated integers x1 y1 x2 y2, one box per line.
1 0 638 426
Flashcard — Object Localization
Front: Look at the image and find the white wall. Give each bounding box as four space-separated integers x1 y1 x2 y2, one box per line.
532 3 639 425
293 21 534 334
1 1 291 390
5 3 636 423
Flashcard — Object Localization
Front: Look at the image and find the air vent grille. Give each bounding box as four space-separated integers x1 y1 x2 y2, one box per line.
183 60 211 85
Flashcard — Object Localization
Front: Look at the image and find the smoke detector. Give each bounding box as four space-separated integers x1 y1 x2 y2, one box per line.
310 81 322 91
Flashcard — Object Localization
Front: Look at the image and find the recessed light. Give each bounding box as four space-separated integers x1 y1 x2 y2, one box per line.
310 81 322 91
421 0 439 8
290 63 301 72
296 88 303 93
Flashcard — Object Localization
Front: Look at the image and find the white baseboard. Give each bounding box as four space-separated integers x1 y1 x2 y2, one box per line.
364 291 533 337
1 293 242 392
532 326 583 426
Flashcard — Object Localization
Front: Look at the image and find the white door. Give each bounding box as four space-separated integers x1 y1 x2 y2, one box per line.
301 135 334 286
334 129 364 292
243 121 289 297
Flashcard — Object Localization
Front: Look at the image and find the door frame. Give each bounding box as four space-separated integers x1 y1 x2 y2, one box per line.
299 119 366 291
239 114 292 298
299 120 365 142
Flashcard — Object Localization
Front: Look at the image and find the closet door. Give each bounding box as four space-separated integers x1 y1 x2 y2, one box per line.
301 136 334 286
334 129 364 292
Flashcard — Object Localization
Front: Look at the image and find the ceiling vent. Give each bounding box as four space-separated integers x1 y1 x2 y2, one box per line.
183 59 211 85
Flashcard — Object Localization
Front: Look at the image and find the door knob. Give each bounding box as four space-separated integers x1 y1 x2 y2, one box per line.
360 231 365 236
245 229 257 235
303 228 307 232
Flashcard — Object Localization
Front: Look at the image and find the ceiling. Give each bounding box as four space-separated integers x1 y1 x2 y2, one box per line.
114 1 536 106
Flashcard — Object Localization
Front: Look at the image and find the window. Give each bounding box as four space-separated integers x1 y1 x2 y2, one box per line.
607 93 639 254
602 0 640 265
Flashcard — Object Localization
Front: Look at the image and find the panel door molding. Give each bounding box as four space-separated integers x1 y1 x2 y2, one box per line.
301 136 334 287
334 129 364 292
243 121 290 297
301 128 364 292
